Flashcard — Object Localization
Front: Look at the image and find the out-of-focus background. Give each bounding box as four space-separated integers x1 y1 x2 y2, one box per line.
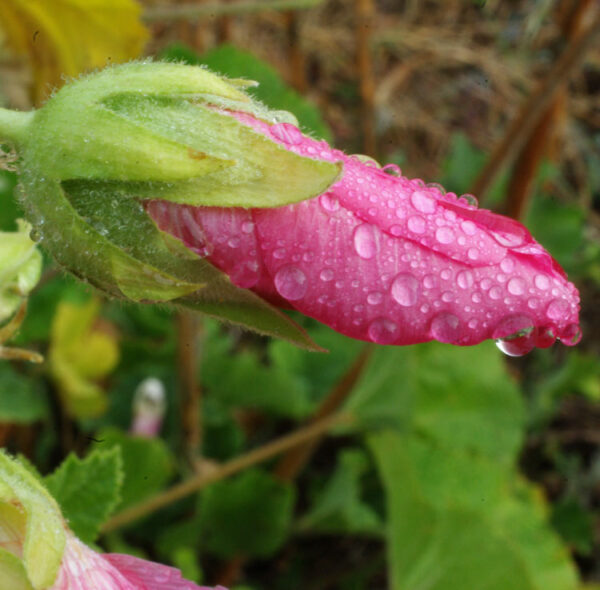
1 1 600 589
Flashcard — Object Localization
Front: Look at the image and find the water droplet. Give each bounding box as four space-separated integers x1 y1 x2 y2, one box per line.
471 292 482 303
493 314 536 357
441 291 454 303
507 277 525 296
367 291 383 305
390 225 403 236
491 228 526 248
461 220 476 235
241 221 255 234
546 299 569 321
534 274 550 291
457 270 474 289
536 326 556 348
467 247 479 260
319 193 340 212
423 275 437 289
274 265 307 300
426 182 446 195
500 257 514 273
559 323 582 346
459 193 478 207
441 269 452 281
270 122 303 145
430 312 461 343
407 216 426 234
527 298 539 309
410 190 436 213
435 227 455 244
353 224 377 259
383 163 402 176
489 286 502 300
368 318 399 344
319 269 334 282
273 248 286 259
227 237 240 248
391 273 419 307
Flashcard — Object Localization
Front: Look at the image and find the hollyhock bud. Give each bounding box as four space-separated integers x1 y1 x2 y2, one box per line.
148 112 581 355
4 62 580 354
0 451 224 590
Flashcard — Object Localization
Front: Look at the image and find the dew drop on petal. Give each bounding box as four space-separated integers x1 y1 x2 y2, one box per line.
457 270 474 289
320 193 340 212
241 221 255 234
435 227 455 244
546 299 570 321
493 315 537 357
430 312 461 343
507 277 526 296
559 323 582 346
534 274 550 291
410 190 436 213
500 257 514 273
274 265 307 300
353 224 377 259
461 220 477 235
467 247 479 260
423 275 437 289
319 269 334 282
489 286 502 300
368 318 399 344
459 193 478 207
391 273 419 307
367 291 383 305
408 215 426 234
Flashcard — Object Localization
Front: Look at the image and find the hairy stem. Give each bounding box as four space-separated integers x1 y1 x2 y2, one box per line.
0 108 34 147
101 411 352 533
143 0 324 22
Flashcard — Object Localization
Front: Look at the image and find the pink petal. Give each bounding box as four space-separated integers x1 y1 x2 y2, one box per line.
104 554 223 590
51 534 224 590
147 114 581 354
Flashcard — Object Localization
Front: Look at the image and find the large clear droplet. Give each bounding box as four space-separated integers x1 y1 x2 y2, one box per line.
391 273 419 307
493 314 536 357
353 224 377 259
274 265 307 300
430 312 461 343
368 318 399 344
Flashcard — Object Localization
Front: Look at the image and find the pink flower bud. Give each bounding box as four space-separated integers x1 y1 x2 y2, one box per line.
148 112 581 355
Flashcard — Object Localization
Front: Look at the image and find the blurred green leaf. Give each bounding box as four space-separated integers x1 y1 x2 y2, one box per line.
161 43 332 141
45 447 123 544
93 427 174 510
0 364 47 423
551 498 594 556
347 341 524 463
0 170 22 231
370 431 578 590
299 449 381 535
199 468 295 558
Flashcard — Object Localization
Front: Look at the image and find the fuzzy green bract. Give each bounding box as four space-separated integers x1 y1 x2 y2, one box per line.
15 62 342 350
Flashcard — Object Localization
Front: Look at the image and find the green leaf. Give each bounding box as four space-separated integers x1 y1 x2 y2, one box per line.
370 431 578 590
299 449 381 535
0 364 47 423
44 447 123 544
163 43 332 141
347 341 525 463
92 427 174 510
199 468 295 558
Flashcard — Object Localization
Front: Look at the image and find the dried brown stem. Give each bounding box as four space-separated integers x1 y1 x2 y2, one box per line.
355 0 377 156
505 0 596 220
470 10 600 201
143 0 324 22
101 411 351 533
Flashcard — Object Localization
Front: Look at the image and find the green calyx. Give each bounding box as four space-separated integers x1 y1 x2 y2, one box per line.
0 452 66 589
11 61 339 350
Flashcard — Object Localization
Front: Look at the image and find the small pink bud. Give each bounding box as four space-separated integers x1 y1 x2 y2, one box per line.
148 113 581 355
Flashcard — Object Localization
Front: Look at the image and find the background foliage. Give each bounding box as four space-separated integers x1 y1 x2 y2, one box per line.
1 1 600 589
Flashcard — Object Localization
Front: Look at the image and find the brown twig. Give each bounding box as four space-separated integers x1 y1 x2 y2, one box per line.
143 0 324 22
100 411 352 533
284 10 307 92
176 311 203 469
355 0 377 156
505 0 596 220
470 10 600 201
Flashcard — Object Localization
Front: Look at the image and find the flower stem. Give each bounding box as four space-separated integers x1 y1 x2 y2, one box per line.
101 411 352 533
0 107 34 147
